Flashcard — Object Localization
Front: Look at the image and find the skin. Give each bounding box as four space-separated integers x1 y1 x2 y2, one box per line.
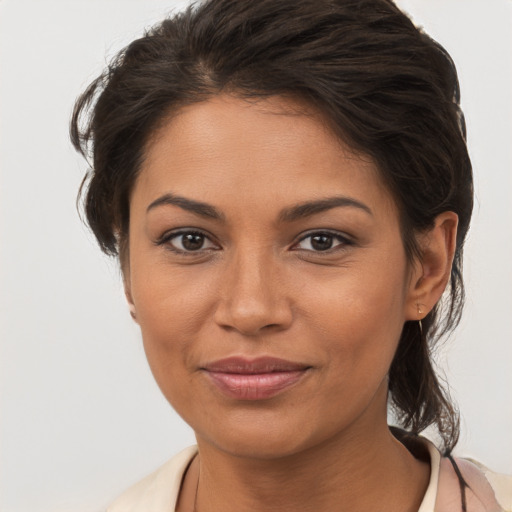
124 94 457 512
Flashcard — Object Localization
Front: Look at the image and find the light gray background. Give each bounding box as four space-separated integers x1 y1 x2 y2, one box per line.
0 1 510 511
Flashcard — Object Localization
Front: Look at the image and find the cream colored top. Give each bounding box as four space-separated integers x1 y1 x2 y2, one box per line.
107 441 512 512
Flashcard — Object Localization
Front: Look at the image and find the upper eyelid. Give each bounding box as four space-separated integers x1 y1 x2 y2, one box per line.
158 228 217 244
298 229 349 238
294 229 352 244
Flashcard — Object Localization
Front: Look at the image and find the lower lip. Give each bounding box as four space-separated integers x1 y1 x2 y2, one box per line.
205 370 307 400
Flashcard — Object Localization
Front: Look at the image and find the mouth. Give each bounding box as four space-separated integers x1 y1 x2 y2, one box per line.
201 356 311 400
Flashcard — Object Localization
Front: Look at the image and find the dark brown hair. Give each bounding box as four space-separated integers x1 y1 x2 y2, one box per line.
71 0 473 452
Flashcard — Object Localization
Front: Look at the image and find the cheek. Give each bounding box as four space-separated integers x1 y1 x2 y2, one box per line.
129 260 217 387
133 250 216 324
302 260 408 377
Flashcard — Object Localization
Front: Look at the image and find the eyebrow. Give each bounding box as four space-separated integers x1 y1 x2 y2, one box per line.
147 193 226 221
146 193 372 222
278 196 373 222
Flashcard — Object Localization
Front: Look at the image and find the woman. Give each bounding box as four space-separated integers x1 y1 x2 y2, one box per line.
70 0 511 510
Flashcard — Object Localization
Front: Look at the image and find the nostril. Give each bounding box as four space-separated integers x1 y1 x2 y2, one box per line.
214 299 293 336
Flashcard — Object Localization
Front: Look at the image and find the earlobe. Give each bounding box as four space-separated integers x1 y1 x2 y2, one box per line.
406 212 458 321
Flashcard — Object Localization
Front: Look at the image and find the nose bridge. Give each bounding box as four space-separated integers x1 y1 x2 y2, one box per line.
215 243 291 335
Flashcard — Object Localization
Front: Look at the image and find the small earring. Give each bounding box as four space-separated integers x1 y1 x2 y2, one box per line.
417 304 423 335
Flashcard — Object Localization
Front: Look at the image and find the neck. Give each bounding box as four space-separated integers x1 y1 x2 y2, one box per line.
191 418 429 512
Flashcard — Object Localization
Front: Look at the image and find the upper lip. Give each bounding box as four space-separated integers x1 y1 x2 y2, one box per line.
202 356 310 374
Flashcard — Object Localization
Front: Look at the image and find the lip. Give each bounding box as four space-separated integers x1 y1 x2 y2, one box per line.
201 357 311 400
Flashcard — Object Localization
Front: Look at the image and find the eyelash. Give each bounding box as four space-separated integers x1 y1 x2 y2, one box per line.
294 230 353 253
156 229 353 256
156 229 219 255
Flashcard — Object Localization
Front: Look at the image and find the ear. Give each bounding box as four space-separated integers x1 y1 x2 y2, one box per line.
122 261 138 324
405 212 458 321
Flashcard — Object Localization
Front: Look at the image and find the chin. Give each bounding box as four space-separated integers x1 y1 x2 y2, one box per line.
192 408 348 461
202 431 315 460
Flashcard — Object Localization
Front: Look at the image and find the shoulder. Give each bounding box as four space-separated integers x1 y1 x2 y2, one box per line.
106 446 198 512
413 437 511 512
461 458 512 512
436 452 512 512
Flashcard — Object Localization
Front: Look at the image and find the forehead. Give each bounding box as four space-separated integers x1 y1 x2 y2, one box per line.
135 94 396 218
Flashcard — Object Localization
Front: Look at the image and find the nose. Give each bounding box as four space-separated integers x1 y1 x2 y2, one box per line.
214 249 293 336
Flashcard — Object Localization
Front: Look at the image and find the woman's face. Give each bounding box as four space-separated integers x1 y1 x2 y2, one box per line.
126 95 420 458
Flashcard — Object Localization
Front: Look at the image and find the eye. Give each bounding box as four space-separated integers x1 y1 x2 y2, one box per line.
158 230 219 254
294 231 351 252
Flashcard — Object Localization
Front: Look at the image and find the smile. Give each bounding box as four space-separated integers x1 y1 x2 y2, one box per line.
201 357 311 400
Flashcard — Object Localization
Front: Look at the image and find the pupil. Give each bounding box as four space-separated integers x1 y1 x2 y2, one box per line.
311 234 333 251
182 233 204 250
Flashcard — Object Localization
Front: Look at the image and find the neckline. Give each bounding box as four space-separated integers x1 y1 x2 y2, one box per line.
390 428 441 512
173 440 442 512
417 439 442 512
